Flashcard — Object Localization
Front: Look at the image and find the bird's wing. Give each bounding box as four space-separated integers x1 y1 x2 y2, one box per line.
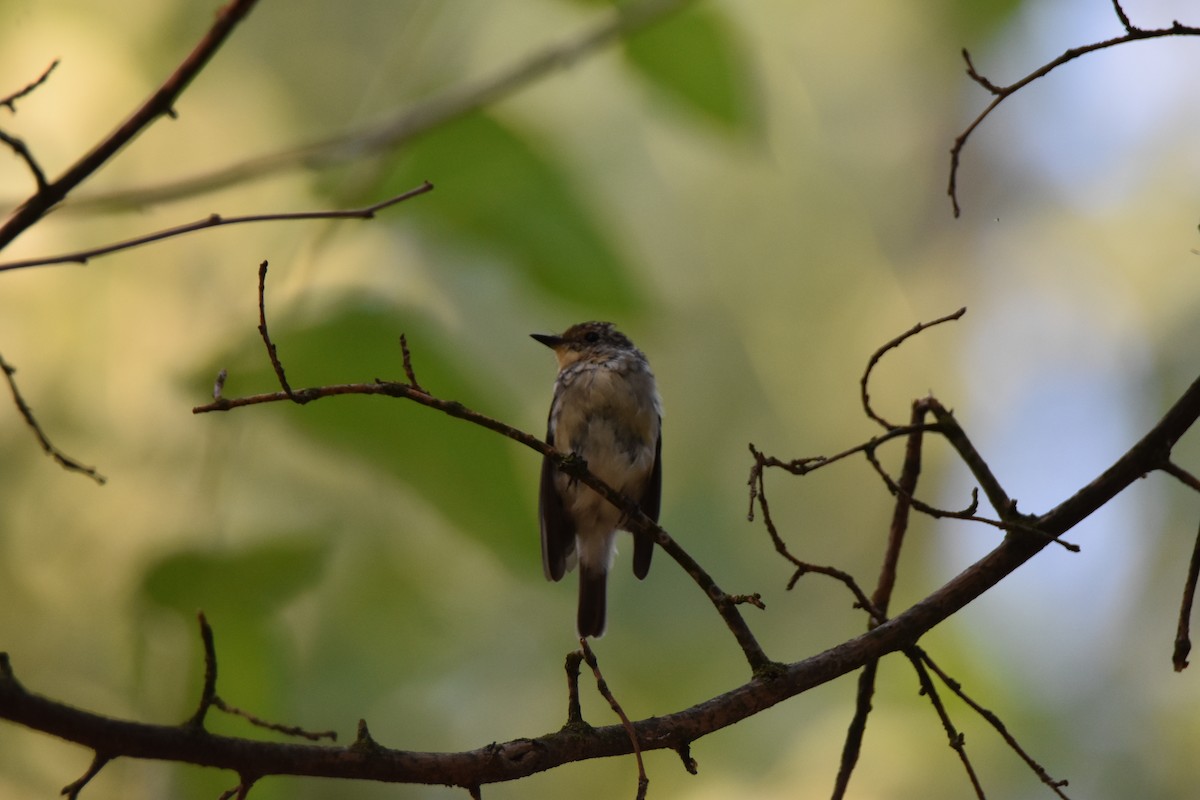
539 423 574 581
632 421 662 580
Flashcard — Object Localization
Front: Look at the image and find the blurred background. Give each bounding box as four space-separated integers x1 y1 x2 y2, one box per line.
2 0 1200 798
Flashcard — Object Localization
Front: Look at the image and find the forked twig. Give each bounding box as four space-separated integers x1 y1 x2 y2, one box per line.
917 648 1071 798
949 3 1200 216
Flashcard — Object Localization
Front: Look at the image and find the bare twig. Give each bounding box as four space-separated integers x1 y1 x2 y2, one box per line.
1 59 59 112
1162 460 1200 494
213 697 337 742
256 261 294 400
1175 518 1200 672
188 612 219 729
580 639 648 800
0 129 48 190
0 352 105 484
949 10 1200 216
0 183 433 272
399 333 425 392
0 0 261 250
860 307 965 430
917 648 1071 798
62 0 696 212
60 752 112 800
905 650 986 799
747 445 882 620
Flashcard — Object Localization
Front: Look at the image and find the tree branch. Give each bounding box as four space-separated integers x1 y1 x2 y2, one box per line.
0 183 432 272
0 352 105 484
5 354 1200 791
0 0 261 250
949 9 1200 216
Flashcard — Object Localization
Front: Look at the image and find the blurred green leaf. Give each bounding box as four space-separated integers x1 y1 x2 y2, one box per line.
199 297 537 569
942 0 1025 42
374 112 641 313
141 538 327 617
622 5 753 132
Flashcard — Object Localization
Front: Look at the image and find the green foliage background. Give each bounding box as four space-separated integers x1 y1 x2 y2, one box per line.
2 1 1200 798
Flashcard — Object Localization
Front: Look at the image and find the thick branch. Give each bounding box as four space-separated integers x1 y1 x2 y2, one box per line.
6 364 1200 786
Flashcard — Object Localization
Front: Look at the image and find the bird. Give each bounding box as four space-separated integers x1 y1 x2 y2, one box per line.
532 321 662 638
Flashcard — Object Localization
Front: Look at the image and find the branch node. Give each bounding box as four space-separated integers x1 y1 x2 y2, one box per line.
352 719 383 753
213 696 337 741
256 260 296 401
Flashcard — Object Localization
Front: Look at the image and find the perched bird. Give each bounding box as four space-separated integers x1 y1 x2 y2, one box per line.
532 322 663 638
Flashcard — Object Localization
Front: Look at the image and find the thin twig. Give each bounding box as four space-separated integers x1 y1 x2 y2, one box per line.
747 446 883 621
949 10 1200 216
917 648 1071 798
0 352 105 484
1174 518 1200 672
1162 460 1200 494
834 403 927 797
0 59 60 112
0 183 433 272
905 650 986 799
0 129 48 190
60 752 112 800
860 307 966 430
399 333 425 392
256 260 294 400
580 639 648 800
62 0 695 212
0 0 262 250
5 374 1200 787
188 612 219 729
213 697 337 742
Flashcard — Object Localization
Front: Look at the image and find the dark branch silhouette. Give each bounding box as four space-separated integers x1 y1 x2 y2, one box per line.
5 299 1200 793
0 352 105 484
0 0 261 249
949 1 1200 216
0 184 433 272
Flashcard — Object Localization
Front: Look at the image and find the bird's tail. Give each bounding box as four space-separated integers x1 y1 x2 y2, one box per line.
577 564 608 638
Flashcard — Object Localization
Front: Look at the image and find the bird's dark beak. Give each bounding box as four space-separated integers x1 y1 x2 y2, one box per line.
531 333 562 348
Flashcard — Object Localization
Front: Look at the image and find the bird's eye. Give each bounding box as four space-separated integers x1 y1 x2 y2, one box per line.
585 331 600 343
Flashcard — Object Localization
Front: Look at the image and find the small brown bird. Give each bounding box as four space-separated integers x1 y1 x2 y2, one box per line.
532 322 663 638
